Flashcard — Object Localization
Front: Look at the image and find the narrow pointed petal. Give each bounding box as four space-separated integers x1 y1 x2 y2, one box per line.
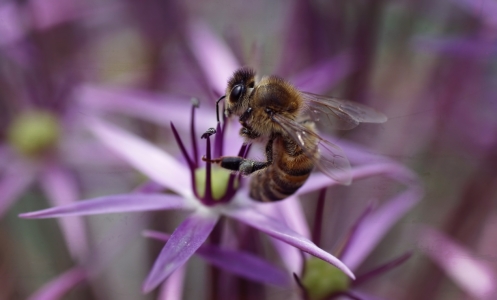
27 267 87 300
200 244 290 287
256 196 310 274
187 20 240 95
86 118 191 197
76 85 214 130
40 164 89 259
19 194 190 218
224 206 355 279
419 227 496 300
341 188 422 270
296 163 417 196
290 53 354 93
144 230 290 287
0 162 35 217
142 210 219 293
157 266 186 300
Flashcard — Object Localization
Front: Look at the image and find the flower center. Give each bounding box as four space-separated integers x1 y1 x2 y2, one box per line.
7 110 61 157
302 257 350 300
194 166 236 201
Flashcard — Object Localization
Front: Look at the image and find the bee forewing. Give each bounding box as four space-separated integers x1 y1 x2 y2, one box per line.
301 92 388 129
337 99 388 123
315 139 352 185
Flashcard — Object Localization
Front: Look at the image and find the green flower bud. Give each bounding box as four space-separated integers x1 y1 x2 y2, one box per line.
302 257 351 300
7 111 61 157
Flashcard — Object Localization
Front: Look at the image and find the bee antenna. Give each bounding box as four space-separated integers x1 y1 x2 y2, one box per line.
216 95 226 122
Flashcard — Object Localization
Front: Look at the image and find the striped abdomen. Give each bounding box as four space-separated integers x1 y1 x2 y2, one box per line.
249 136 315 202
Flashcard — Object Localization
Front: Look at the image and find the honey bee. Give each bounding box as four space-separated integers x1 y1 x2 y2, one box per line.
206 67 387 202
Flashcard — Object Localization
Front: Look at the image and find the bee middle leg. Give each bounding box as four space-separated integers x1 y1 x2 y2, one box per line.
204 156 270 175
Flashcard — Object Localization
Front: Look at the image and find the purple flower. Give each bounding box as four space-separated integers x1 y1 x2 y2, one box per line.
20 109 356 293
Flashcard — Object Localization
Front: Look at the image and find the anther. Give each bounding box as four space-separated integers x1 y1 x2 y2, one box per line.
201 128 217 139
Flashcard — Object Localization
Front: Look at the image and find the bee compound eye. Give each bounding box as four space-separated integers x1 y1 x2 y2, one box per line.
230 84 244 102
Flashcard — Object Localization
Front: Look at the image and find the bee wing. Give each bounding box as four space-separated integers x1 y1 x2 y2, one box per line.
271 114 352 185
301 92 388 130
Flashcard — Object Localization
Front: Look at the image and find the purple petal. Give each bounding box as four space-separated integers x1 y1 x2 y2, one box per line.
256 196 310 238
419 227 496 300
221 120 246 157
86 118 191 197
76 85 215 130
0 2 25 47
60 139 127 168
200 244 290 287
290 53 354 93
341 188 423 270
142 210 219 293
187 20 240 95
29 0 84 30
0 161 35 217
296 162 417 196
224 206 355 279
256 196 310 273
144 230 290 287
40 164 89 259
27 267 87 300
19 194 190 218
157 266 186 300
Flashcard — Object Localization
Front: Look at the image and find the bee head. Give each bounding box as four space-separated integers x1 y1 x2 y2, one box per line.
224 67 256 118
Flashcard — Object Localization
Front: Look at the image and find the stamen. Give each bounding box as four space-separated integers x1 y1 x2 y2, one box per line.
214 122 223 158
170 122 194 171
190 98 199 167
215 95 226 123
202 128 215 204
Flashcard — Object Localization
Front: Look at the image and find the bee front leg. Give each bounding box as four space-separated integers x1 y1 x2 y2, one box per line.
240 127 260 139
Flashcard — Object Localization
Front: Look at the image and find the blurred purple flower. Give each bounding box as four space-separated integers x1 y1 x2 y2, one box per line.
0 2 99 261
